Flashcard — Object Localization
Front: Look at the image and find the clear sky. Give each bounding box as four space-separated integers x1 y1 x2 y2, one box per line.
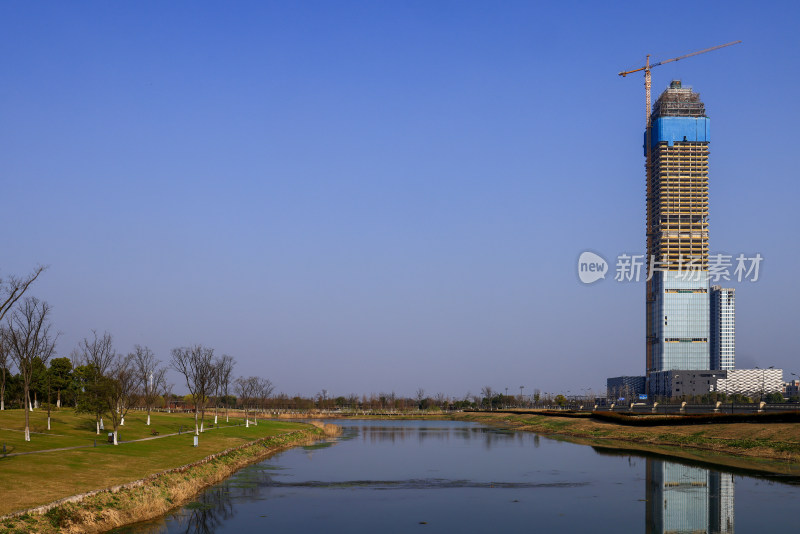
2 1 798 398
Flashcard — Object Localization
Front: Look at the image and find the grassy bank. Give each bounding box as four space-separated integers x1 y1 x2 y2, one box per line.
0 408 322 527
0 427 325 534
455 411 800 476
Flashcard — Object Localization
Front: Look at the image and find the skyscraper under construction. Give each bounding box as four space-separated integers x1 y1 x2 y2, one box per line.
645 81 711 383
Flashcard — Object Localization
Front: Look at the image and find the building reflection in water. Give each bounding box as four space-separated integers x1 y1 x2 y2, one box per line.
646 459 734 534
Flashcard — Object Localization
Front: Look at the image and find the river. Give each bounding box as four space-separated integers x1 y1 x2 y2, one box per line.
115 419 800 533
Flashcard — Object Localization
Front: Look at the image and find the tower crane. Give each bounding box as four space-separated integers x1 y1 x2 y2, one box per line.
619 40 742 128
619 40 741 183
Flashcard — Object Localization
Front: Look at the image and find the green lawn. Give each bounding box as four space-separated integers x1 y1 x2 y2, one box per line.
0 408 307 515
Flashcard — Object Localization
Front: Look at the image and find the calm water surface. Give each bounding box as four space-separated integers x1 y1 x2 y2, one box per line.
117 420 800 533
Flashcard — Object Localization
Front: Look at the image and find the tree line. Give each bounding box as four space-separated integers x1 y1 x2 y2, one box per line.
0 266 277 445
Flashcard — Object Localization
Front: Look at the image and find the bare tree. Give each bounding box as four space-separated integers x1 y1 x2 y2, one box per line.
131 345 162 426
217 355 235 423
171 345 217 435
481 386 494 410
160 379 174 413
256 378 275 423
0 266 45 323
78 330 116 434
0 328 10 410
5 298 57 441
103 354 137 445
234 376 259 427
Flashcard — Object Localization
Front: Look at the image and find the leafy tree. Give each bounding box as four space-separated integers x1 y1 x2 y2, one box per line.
4 372 23 409
554 394 567 406
30 356 48 408
49 357 73 408
0 328 10 410
765 392 785 404
75 364 110 426
415 388 426 410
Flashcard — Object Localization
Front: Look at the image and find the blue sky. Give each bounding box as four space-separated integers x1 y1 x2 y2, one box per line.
2 1 798 397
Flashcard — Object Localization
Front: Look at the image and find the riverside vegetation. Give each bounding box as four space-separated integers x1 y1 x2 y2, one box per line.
0 408 337 533
455 411 800 476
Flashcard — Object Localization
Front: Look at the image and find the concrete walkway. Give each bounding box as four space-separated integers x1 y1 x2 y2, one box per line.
1 421 248 458
0 427 68 437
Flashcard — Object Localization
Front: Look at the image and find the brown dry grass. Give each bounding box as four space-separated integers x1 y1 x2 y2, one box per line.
456 411 800 475
308 420 343 436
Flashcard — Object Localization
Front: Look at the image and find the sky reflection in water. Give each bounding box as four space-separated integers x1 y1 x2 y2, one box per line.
115 420 800 534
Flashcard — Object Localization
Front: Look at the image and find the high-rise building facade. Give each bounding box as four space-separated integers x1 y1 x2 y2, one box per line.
646 81 711 382
710 285 735 370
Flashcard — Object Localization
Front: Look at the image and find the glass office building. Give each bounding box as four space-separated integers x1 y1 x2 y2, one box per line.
645 81 711 381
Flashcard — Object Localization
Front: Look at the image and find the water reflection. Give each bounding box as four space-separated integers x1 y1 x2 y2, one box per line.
119 466 271 534
645 459 734 534
116 421 800 534
355 424 520 451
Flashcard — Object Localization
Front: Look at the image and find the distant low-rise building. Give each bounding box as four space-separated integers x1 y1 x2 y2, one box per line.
784 380 800 399
607 376 646 400
716 369 783 398
649 368 783 399
649 370 727 398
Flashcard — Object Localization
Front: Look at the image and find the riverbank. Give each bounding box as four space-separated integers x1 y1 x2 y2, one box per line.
0 409 341 533
0 424 335 534
454 411 800 477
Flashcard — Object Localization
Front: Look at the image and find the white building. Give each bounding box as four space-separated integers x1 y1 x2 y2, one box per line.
710 286 735 371
649 368 783 399
716 368 783 397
